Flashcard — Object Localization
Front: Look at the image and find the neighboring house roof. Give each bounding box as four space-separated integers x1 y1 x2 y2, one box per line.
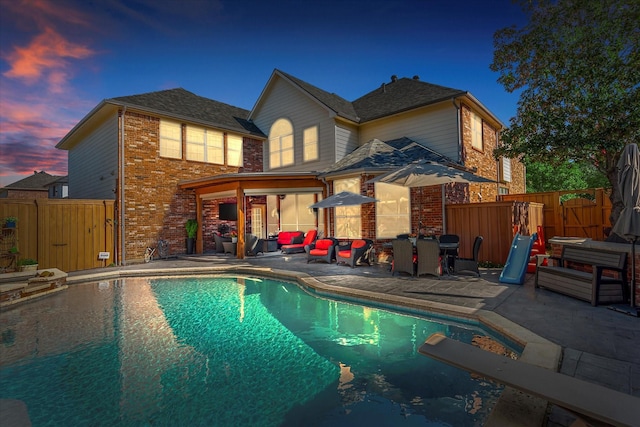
320 137 458 177
110 88 265 137
2 171 61 191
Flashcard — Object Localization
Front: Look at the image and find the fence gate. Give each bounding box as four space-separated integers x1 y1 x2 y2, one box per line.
562 197 602 240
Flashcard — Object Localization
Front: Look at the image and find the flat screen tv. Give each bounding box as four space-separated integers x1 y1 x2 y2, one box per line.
219 203 237 221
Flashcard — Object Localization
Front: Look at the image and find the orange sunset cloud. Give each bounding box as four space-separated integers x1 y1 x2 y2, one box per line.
3 26 94 84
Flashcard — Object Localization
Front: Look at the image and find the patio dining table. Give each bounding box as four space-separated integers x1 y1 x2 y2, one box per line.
383 238 459 275
438 242 459 275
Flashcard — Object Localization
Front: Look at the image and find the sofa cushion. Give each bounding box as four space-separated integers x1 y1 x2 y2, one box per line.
277 231 304 245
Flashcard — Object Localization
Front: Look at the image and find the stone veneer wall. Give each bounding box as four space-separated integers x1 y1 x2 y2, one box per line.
121 111 263 262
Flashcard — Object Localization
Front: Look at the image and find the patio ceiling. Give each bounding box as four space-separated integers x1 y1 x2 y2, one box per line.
179 172 325 197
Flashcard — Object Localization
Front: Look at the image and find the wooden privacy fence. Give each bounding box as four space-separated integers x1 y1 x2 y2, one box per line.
0 199 114 272
498 188 612 242
446 201 544 265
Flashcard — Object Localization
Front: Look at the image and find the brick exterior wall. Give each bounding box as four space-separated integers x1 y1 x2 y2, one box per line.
4 190 49 199
121 111 263 262
460 104 526 200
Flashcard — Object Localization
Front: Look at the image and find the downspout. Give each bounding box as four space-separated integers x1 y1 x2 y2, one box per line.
444 98 462 233
452 98 462 162
119 107 126 265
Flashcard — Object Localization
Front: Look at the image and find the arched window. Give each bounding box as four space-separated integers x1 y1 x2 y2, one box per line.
269 118 294 169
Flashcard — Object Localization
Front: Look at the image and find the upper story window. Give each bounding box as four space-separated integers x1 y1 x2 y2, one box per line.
227 134 243 167
303 125 318 162
471 111 483 151
269 118 294 169
160 120 182 159
186 125 223 164
500 156 512 182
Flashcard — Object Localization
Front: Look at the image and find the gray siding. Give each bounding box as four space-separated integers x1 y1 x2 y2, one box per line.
68 114 118 199
253 77 338 172
335 123 359 162
359 103 460 161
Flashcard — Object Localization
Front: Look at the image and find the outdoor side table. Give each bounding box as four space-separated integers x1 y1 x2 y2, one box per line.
222 242 237 255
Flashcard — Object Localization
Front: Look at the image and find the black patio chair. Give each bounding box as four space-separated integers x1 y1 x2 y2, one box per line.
454 236 483 277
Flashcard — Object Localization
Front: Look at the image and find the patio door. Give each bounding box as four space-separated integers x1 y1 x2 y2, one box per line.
252 205 266 238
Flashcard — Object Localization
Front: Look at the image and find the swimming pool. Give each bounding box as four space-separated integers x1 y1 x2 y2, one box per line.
0 276 518 426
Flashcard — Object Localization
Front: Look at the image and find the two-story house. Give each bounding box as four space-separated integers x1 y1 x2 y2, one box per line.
242 70 524 242
58 69 524 263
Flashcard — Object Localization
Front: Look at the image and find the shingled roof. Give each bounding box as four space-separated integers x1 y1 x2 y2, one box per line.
274 71 465 124
3 171 61 190
110 88 265 137
353 77 466 122
277 70 360 122
320 137 457 176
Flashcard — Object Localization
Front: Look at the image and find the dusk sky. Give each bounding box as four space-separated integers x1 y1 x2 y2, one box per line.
0 0 527 188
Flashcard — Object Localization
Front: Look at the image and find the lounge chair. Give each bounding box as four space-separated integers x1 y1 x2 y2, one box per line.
245 234 264 256
305 238 338 264
336 239 373 268
454 236 483 276
416 238 441 278
392 239 414 276
276 231 304 249
281 229 317 254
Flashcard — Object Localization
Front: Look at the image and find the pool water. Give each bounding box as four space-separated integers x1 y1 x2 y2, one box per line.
0 276 517 426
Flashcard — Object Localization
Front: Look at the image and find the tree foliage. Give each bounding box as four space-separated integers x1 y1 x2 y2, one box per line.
525 160 609 193
491 0 640 225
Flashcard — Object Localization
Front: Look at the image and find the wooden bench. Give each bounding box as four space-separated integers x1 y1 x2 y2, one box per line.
419 333 640 427
535 245 627 306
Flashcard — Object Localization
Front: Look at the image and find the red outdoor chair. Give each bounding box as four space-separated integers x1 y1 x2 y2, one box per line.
336 239 373 268
305 238 338 264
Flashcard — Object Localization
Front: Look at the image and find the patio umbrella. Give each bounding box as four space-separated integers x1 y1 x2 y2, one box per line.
611 143 640 314
310 191 377 240
310 191 377 208
368 160 496 187
366 160 495 234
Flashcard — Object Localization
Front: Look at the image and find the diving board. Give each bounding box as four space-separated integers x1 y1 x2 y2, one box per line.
419 333 640 427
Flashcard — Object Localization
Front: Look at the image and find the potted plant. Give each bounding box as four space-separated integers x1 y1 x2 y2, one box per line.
185 219 198 254
17 258 38 272
3 216 17 228
230 230 238 243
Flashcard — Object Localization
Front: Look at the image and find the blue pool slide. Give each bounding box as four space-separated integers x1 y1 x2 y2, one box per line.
499 233 537 285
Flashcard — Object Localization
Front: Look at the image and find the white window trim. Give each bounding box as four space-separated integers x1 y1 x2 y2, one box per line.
186 125 224 164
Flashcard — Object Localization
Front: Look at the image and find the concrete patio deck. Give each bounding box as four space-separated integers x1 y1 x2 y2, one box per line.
61 251 639 426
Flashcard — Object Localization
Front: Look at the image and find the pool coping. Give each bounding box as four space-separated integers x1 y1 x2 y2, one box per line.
61 264 561 426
